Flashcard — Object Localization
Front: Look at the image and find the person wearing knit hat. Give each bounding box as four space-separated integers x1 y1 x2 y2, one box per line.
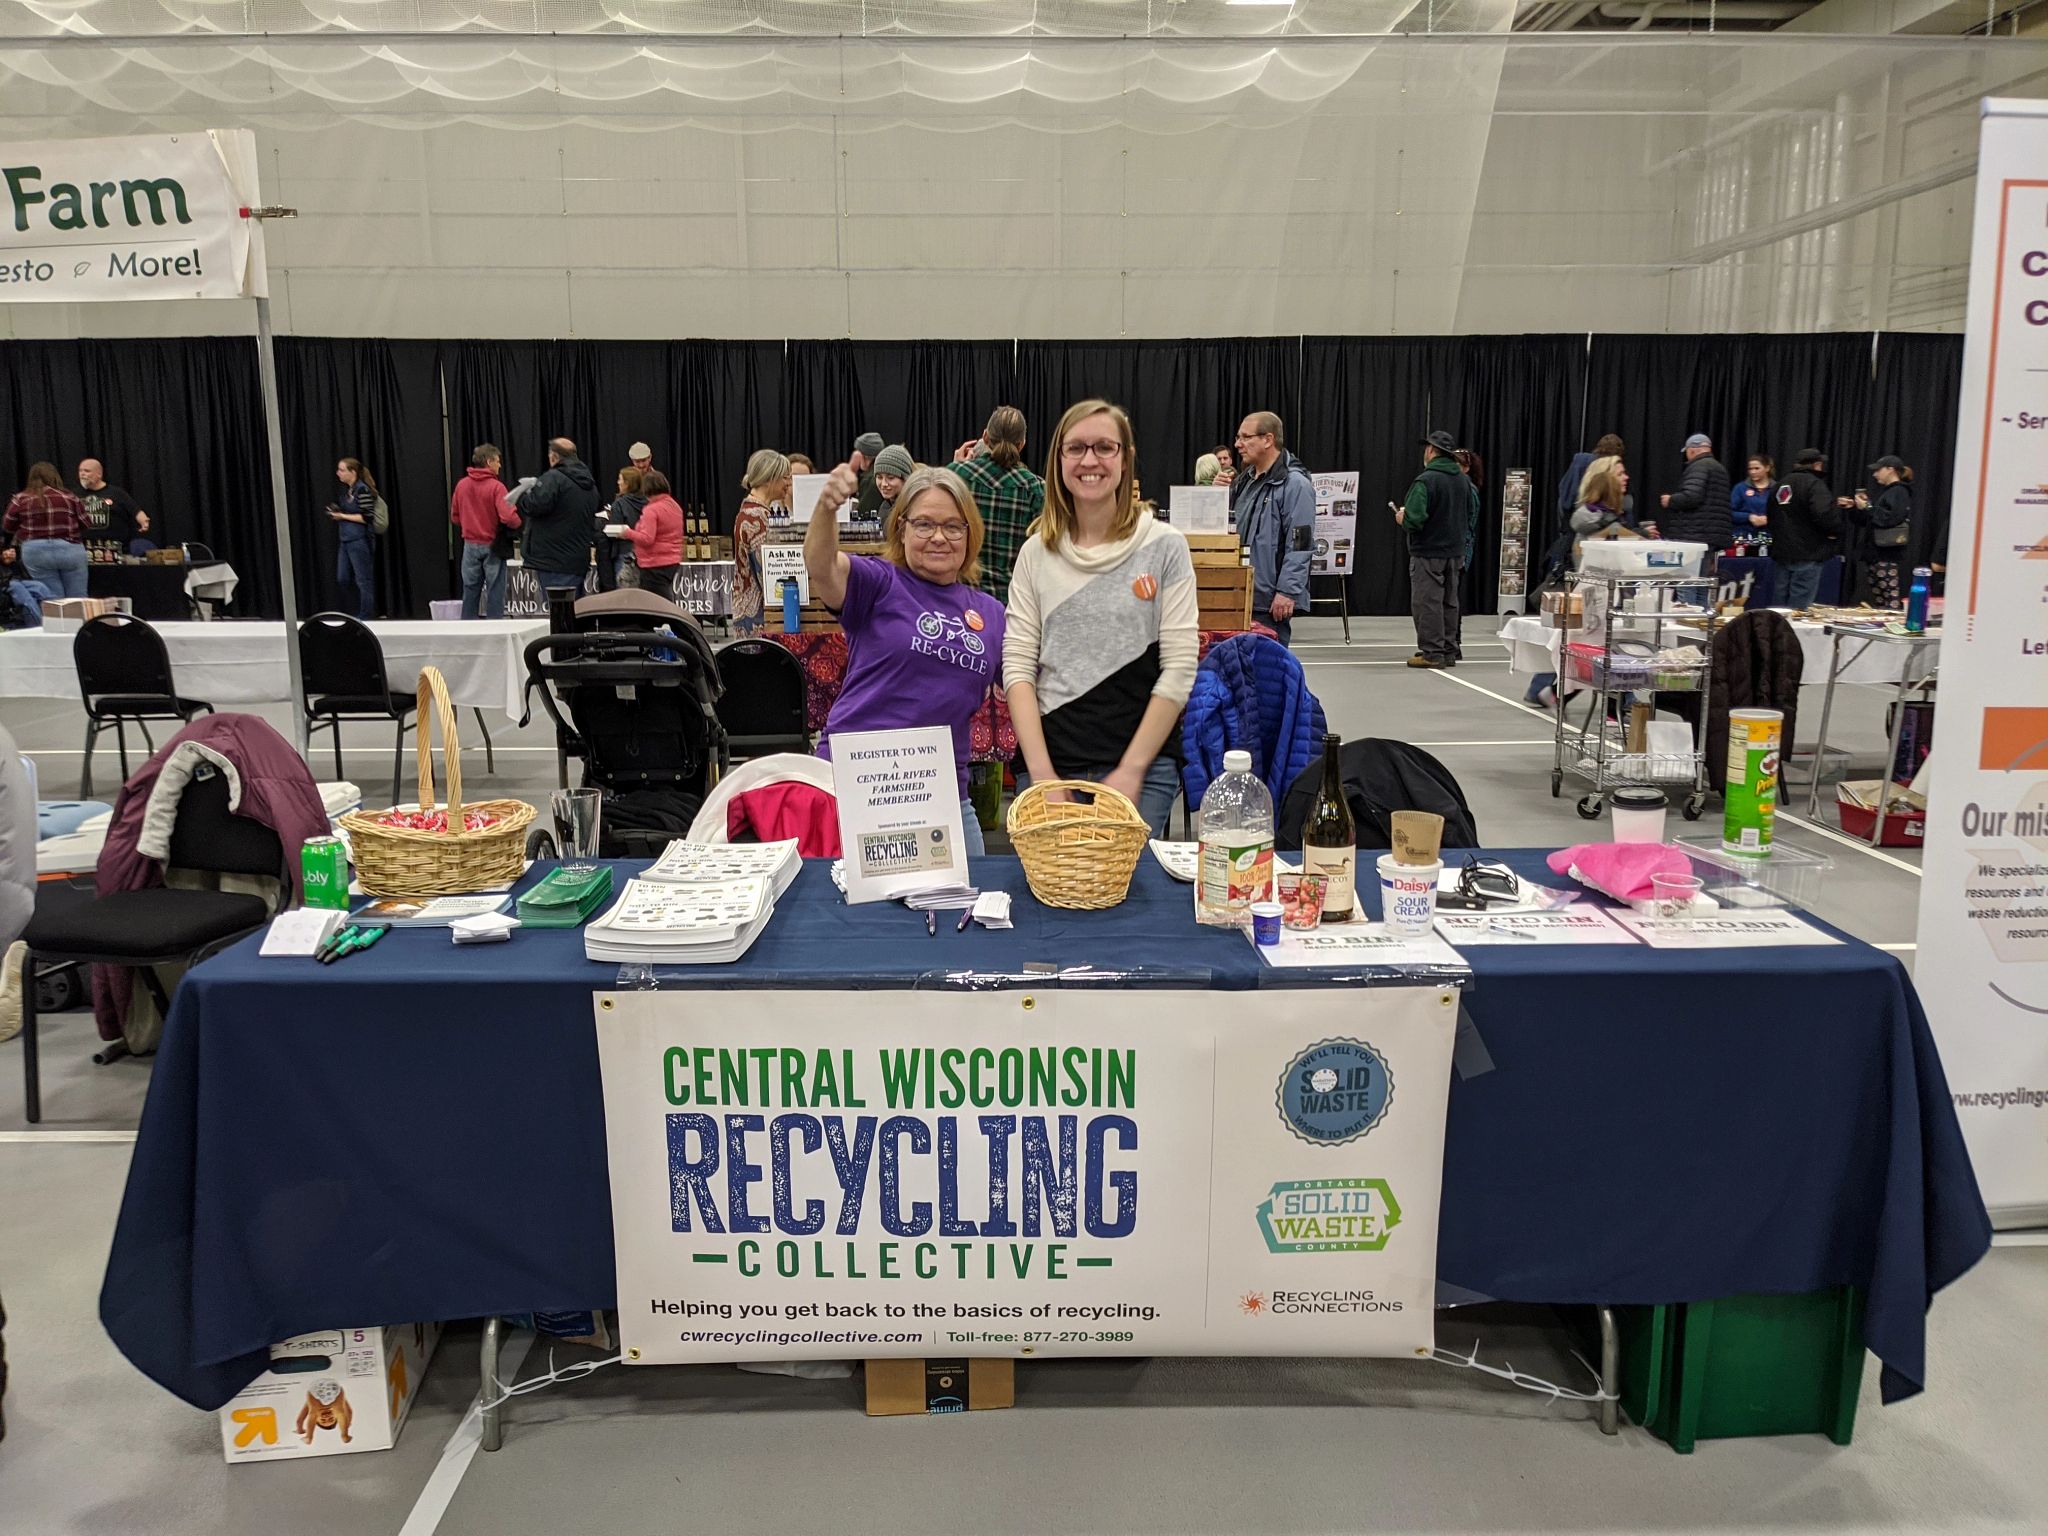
851 431 886 518
872 444 915 533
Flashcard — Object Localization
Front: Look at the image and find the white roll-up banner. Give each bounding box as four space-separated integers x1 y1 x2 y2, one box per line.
1914 99 2048 1226
0 131 264 302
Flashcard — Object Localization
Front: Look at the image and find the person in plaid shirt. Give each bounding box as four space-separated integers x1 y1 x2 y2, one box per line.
2 462 89 598
946 406 1044 604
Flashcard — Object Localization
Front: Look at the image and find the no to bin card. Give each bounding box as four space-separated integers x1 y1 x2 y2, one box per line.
1612 908 1842 949
1435 907 1640 946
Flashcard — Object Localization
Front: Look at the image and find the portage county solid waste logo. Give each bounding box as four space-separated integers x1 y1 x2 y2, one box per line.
1256 1178 1402 1254
1275 1039 1393 1146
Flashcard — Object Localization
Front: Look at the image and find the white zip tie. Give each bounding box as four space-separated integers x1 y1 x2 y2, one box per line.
480 1346 624 1412
1428 1338 1618 1404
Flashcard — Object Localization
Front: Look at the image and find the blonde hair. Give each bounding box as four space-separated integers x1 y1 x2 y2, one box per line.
1194 453 1220 486
1038 399 1138 553
884 468 984 589
1578 454 1625 512
742 448 790 493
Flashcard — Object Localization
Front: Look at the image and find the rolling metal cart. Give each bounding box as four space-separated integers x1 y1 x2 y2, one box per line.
1549 570 1713 822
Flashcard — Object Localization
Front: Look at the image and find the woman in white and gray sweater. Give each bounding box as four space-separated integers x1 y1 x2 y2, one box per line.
1003 399 1200 836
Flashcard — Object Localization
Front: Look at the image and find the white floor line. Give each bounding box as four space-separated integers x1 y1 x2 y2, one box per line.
1872 942 1919 953
0 1128 137 1143
1425 668 1928 878
1408 740 1554 749
399 1327 537 1536
1991 1229 2048 1247
1299 660 1436 668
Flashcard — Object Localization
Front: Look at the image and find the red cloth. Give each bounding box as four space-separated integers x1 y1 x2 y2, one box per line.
629 494 685 567
450 466 520 545
765 628 1237 763
726 782 841 857
91 714 330 1039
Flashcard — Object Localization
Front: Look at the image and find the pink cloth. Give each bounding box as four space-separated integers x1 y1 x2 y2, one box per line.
1545 842 1693 904
727 782 841 857
91 714 329 1039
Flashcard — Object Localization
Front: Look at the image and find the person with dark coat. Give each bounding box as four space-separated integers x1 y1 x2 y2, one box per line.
1658 434 1733 549
1703 609 1803 793
1769 447 1842 610
519 436 601 596
1275 737 1479 852
1848 456 1914 608
1231 411 1316 645
1400 431 1479 669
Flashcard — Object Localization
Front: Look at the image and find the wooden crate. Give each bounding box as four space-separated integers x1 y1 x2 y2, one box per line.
1185 533 1252 630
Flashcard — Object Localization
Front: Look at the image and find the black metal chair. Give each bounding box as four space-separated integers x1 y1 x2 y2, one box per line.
299 613 417 805
18 766 283 1123
713 638 811 762
72 614 213 799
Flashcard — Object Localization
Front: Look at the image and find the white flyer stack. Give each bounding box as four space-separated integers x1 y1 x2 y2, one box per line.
585 840 803 964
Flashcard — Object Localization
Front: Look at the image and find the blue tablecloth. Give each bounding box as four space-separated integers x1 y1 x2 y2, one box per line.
1718 553 1844 609
99 853 1988 1413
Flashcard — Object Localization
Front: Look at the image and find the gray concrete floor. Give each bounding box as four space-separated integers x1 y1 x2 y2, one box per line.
1 614 2025 1536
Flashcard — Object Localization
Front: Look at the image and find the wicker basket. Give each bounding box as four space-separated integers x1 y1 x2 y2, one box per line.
1006 779 1150 910
338 665 535 898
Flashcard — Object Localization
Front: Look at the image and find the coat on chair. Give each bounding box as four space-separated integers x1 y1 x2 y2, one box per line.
1180 634 1327 813
1705 610 1804 794
91 714 327 1043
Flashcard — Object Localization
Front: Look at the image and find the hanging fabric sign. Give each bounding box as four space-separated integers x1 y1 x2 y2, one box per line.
0 131 264 302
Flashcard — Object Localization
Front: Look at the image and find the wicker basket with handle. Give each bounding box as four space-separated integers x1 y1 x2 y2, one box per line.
1005 778 1149 910
338 665 535 898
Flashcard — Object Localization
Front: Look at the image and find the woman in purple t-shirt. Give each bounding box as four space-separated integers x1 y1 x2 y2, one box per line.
806 463 1006 855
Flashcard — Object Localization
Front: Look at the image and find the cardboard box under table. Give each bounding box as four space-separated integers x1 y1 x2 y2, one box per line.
217 1324 440 1463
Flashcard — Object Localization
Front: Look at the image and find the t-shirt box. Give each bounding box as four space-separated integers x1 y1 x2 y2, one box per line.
217 1324 442 1464
864 1358 1015 1417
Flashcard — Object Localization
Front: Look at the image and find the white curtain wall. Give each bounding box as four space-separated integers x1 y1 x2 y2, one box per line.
2 4 2045 339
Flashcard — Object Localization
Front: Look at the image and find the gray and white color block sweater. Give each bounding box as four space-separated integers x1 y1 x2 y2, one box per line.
1002 516 1200 772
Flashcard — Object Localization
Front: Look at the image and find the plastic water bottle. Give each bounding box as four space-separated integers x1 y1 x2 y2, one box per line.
782 579 801 633
1905 567 1931 633
1195 749 1275 928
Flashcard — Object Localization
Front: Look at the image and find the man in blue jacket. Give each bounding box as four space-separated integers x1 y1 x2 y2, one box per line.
1400 431 1480 669
1232 412 1316 645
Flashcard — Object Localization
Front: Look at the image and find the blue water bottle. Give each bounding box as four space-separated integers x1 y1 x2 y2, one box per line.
782 579 801 633
1905 567 1931 633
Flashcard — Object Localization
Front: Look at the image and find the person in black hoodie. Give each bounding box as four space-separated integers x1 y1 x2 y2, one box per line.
1848 455 1914 608
1657 433 1732 549
1768 447 1842 610
520 437 600 596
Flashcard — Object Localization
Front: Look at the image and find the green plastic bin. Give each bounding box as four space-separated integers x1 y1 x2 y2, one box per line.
1618 1287 1866 1453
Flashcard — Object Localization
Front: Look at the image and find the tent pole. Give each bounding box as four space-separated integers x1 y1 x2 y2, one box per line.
254 295 309 756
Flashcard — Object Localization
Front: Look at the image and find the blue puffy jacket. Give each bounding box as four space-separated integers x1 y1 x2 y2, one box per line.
1179 634 1327 812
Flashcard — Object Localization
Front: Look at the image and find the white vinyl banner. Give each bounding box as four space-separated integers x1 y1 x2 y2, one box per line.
1914 100 2048 1225
596 986 1456 1363
0 131 264 302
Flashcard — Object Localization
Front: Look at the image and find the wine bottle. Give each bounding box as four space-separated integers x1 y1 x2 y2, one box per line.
1300 733 1357 922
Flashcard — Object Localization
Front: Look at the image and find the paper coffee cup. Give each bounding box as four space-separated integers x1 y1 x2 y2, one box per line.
1389 811 1445 867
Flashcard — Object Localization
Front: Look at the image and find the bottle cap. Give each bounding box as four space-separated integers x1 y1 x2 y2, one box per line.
1224 750 1252 774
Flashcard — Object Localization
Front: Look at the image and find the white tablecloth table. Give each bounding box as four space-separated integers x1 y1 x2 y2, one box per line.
0 618 546 718
1498 614 1923 688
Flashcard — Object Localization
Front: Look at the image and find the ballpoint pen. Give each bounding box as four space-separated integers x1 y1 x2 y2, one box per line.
956 908 974 933
926 910 937 937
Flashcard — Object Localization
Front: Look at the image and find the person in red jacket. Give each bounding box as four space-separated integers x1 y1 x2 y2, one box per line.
450 444 522 619
612 470 684 602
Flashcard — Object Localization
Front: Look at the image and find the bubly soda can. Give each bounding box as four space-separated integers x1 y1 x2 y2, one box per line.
301 835 350 909
1722 709 1783 856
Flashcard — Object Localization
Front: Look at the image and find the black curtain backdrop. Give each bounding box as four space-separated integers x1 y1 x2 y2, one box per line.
0 337 277 611
276 338 443 619
1016 339 1303 509
1870 333 1965 570
0 333 1966 620
1297 338 1438 616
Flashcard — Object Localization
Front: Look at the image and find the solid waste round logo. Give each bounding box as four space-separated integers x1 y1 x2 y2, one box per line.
1276 1038 1393 1146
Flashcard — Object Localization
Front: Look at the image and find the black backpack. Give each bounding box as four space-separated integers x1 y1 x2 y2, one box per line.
1276 739 1480 852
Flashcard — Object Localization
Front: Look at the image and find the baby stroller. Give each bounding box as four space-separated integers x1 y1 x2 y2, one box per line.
521 591 726 857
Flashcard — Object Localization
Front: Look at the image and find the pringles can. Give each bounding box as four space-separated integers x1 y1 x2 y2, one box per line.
1723 708 1783 855
301 835 351 909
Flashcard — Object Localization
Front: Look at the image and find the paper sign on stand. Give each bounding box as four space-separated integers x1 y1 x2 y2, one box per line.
831 726 970 904
788 474 842 526
1310 472 1360 577
1168 486 1230 533
761 543 809 604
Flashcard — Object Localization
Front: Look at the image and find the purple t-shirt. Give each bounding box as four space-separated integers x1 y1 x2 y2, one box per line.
818 556 1006 798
